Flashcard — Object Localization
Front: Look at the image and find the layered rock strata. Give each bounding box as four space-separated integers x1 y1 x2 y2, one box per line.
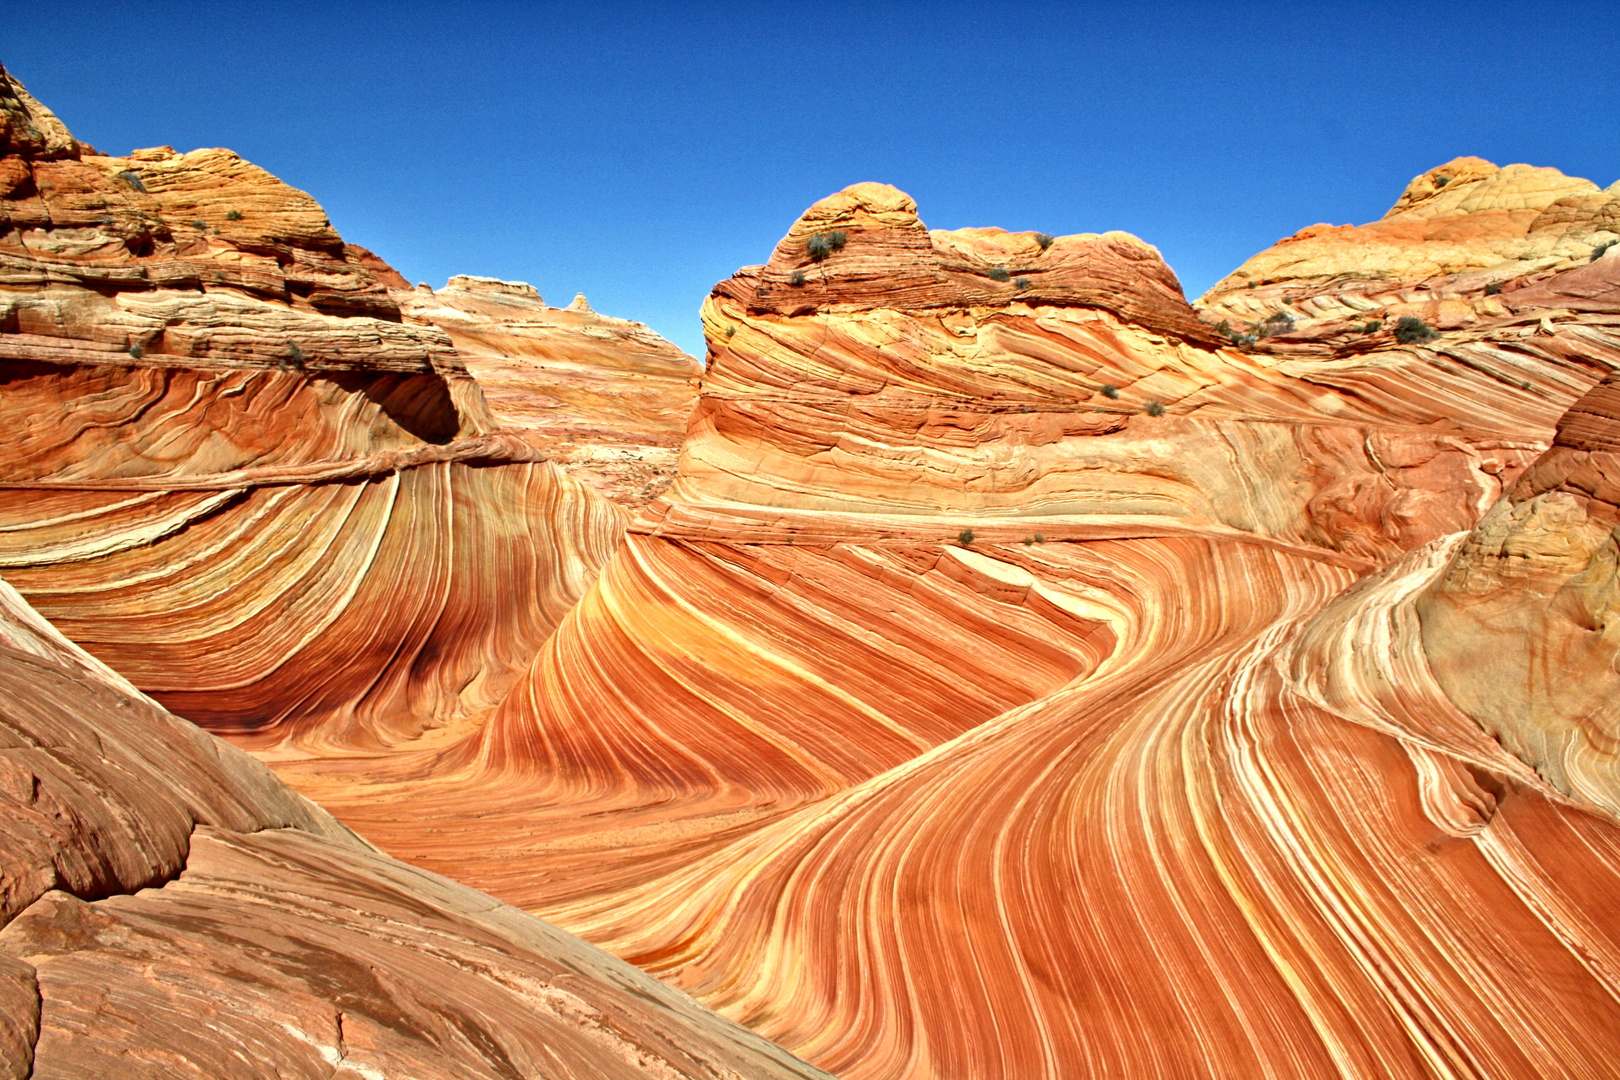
0 63 629 747
0 575 829 1080
397 276 701 506
269 181 1620 1079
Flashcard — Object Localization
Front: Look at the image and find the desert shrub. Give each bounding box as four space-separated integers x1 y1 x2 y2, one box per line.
1034 533 1044 543
958 528 975 545
1145 400 1165 417
1484 282 1503 295
1014 276 1031 291
790 269 806 286
1100 384 1119 399
1592 239 1618 261
1264 311 1295 331
287 341 306 367
117 170 146 192
724 325 736 338
225 209 243 221
1392 315 1439 345
127 344 143 359
1435 175 1450 188
190 219 207 229
1214 319 1232 337
1521 380 1533 391
1361 320 1383 334
1023 536 1035 545
988 266 1011 282
1035 233 1055 250
806 229 847 261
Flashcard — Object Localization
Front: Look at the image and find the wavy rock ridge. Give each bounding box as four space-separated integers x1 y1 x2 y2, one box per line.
9 56 1620 1080
0 574 829 1079
0 61 700 750
259 181 1620 1079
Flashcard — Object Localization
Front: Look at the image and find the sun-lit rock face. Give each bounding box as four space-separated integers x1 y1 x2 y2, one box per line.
0 576 830 1080
397 275 701 505
1199 157 1620 337
263 181 1620 1079
0 62 625 748
1419 369 1620 814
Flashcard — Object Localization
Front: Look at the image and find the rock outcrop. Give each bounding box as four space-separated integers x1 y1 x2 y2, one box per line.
0 573 829 1080
9 54 1620 1080
0 62 634 749
263 181 1620 1079
397 275 700 506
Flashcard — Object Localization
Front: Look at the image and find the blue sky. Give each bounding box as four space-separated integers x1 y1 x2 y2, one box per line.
11 1 1619 357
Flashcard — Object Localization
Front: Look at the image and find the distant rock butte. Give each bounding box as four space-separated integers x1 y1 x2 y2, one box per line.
398 275 700 506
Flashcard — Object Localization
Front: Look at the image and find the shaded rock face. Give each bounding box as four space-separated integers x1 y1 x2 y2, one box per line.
0 577 830 1080
398 274 701 506
263 182 1620 1079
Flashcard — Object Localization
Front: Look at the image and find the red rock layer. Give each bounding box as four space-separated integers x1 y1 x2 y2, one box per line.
0 63 630 747
264 182 1620 1079
397 275 701 506
0 574 830 1080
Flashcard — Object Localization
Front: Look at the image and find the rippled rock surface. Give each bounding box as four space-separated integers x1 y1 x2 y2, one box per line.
9 55 1620 1080
277 181 1620 1078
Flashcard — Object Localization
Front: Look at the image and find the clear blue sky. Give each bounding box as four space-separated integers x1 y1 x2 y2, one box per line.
11 1 1619 357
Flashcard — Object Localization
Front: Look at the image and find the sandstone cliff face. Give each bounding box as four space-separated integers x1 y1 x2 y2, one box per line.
0 62 634 749
270 182 1620 1079
0 575 829 1080
397 274 701 506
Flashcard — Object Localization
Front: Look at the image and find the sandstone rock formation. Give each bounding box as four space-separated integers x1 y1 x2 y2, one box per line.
397 275 700 505
260 181 1620 1079
10 53 1620 1080
0 62 651 749
0 573 829 1079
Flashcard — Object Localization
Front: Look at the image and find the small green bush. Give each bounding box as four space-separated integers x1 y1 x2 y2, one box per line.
1145 400 1166 417
1392 315 1439 345
1035 233 1055 251
190 219 207 229
724 325 736 338
1484 282 1503 296
805 229 847 261
127 344 143 359
1264 311 1295 331
1361 320 1383 334
1214 319 1232 337
287 341 306 367
1014 276 1031 291
958 528 975 546
1520 380 1533 391
117 170 146 192
1034 533 1044 543
1100 384 1119 399
988 266 1011 282
1435 175 1450 188
1023 536 1035 545
789 269 806 287
1592 239 1618 261
225 209 243 221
